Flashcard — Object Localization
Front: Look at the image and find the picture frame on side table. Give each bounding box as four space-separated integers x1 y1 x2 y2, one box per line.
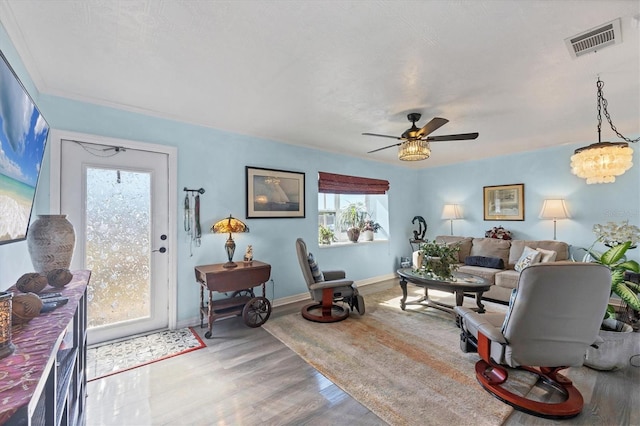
483 183 525 221
246 166 305 218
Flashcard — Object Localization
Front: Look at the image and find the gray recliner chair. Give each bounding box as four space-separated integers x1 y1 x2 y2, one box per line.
455 261 610 419
295 238 365 322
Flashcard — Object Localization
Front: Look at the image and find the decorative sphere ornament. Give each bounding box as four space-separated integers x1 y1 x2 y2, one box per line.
16 273 48 294
47 269 73 288
12 293 43 324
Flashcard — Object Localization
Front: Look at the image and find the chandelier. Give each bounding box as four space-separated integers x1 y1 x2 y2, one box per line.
570 78 637 184
398 140 431 161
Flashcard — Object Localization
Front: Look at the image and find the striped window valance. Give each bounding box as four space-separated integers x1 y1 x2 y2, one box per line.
318 172 390 195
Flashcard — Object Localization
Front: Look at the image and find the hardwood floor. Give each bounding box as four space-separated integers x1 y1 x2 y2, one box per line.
86 280 640 425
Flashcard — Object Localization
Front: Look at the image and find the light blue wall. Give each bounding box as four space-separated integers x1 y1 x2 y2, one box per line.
417 144 639 262
1 23 638 325
5 92 418 321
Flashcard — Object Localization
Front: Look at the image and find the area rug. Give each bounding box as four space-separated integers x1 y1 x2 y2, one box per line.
87 327 206 381
263 286 537 426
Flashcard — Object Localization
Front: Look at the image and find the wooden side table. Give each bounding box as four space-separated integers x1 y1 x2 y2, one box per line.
194 261 272 338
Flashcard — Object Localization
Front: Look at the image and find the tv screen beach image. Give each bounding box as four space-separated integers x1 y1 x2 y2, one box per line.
0 51 49 244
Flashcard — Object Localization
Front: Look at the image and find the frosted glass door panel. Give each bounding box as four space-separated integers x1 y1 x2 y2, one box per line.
85 168 151 328
60 139 169 345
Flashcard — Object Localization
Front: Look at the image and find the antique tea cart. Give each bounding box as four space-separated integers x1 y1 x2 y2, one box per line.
194 261 272 338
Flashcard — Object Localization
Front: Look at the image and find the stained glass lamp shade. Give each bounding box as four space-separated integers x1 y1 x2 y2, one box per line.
211 215 249 268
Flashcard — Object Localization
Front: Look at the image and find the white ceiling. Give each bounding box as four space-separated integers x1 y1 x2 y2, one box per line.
1 0 639 169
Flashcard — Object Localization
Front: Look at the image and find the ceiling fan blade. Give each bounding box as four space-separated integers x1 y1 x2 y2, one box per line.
426 132 479 142
416 117 449 138
362 132 402 140
367 142 401 154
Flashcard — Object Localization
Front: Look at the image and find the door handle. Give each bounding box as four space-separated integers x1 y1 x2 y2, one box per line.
153 247 167 253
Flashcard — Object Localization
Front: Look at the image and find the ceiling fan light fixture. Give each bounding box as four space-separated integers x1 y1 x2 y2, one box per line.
570 142 633 184
398 140 430 161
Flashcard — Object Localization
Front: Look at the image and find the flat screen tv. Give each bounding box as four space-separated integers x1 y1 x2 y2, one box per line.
0 49 49 245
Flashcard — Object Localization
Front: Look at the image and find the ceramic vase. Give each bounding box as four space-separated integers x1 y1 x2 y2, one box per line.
27 215 76 273
362 230 374 241
347 228 360 243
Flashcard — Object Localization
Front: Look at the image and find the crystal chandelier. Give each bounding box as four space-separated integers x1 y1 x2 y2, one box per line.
398 140 431 161
570 78 638 184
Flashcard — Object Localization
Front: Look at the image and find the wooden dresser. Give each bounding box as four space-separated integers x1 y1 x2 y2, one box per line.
0 270 90 426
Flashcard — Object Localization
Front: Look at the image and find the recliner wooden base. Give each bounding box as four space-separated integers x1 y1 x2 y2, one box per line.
301 287 349 322
475 331 583 419
301 302 349 322
475 361 583 419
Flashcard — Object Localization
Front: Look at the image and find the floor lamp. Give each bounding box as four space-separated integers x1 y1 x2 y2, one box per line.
442 204 462 236
539 199 569 240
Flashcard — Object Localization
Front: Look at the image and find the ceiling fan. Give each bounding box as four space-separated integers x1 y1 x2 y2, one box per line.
364 113 479 161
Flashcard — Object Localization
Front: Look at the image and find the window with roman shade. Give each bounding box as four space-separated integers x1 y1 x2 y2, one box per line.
317 172 389 245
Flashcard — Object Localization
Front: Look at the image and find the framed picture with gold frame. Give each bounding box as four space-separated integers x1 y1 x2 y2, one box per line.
483 183 524 221
246 166 305 218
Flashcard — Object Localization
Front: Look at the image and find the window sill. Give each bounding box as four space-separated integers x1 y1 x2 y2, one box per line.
318 239 388 248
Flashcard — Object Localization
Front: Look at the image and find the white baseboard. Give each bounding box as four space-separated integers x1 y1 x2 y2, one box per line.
176 273 397 329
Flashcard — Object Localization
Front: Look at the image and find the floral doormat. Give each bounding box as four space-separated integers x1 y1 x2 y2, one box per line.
87 327 206 381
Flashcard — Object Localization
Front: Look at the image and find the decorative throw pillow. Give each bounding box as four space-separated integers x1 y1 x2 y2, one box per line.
464 256 505 269
307 253 324 282
514 246 541 272
501 288 518 333
536 248 557 263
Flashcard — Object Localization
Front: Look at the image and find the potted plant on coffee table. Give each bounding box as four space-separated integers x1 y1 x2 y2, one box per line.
336 202 367 243
417 240 460 280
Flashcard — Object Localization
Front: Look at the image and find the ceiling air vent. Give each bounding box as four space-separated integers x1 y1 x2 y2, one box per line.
565 18 622 58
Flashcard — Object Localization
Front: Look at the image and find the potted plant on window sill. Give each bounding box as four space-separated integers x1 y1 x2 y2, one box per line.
583 239 640 370
318 225 336 245
362 220 381 242
337 202 367 243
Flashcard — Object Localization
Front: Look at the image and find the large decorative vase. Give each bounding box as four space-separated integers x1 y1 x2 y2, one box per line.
584 319 634 371
27 215 76 273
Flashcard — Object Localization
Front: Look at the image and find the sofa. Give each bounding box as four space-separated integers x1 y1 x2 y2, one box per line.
412 235 570 303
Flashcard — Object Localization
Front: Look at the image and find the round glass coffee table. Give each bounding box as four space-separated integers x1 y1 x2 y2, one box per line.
396 268 491 315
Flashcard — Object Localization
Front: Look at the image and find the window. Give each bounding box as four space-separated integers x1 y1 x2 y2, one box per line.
318 193 389 243
317 172 390 245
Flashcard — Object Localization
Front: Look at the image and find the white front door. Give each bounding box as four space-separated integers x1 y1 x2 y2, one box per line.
54 134 175 345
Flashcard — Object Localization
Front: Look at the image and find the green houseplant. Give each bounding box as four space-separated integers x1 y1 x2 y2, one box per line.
417 240 460 280
318 225 336 245
362 219 381 241
336 202 367 242
586 240 640 322
584 238 640 370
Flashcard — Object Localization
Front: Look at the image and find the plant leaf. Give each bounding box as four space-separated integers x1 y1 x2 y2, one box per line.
625 280 640 293
617 260 640 273
610 269 625 286
612 282 640 311
600 241 631 265
586 249 602 262
604 305 617 320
